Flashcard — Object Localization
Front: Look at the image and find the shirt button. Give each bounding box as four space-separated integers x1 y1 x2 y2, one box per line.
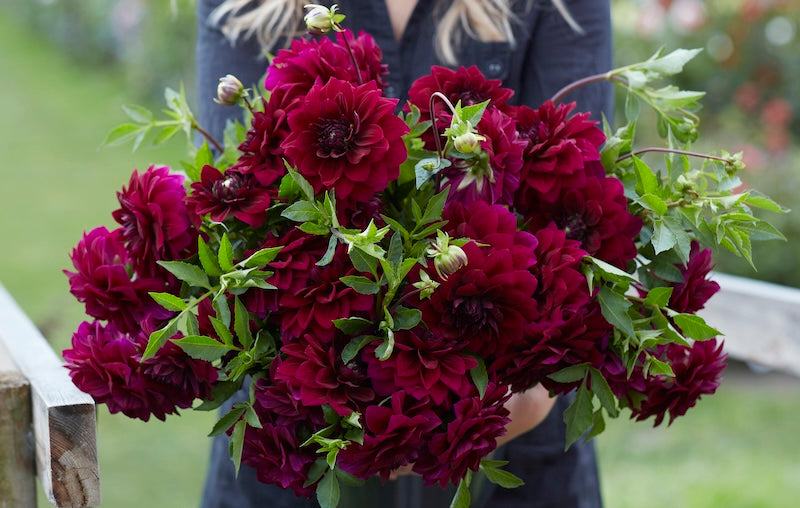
486 59 504 77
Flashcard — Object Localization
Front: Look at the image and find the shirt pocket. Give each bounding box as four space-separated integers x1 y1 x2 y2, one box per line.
458 40 513 80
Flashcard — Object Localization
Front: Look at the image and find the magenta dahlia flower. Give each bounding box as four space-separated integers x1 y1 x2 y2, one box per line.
337 391 441 481
335 30 389 89
187 165 272 227
63 321 217 421
669 241 721 313
264 36 351 99
631 339 727 426
65 226 172 334
282 78 409 206
112 165 196 276
413 382 510 487
512 101 607 213
407 65 514 117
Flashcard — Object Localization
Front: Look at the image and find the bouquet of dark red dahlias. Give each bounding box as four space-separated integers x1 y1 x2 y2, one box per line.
62 5 784 507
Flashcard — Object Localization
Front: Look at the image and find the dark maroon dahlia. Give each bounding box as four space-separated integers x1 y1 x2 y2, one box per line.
112 165 196 276
669 241 721 313
264 36 352 101
254 361 326 426
442 200 538 269
231 90 292 188
631 339 727 426
513 101 606 214
274 333 376 416
413 382 510 487
240 419 319 498
65 226 172 334
63 321 216 422
335 29 389 90
187 165 272 227
337 391 441 481
417 241 538 360
441 107 525 207
365 329 478 406
282 78 409 206
524 174 642 269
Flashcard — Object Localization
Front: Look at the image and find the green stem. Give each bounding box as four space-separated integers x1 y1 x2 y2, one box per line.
550 73 627 104
616 147 731 164
192 120 225 153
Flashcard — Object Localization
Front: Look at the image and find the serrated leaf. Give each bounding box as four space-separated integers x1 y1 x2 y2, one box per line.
587 257 636 283
339 275 381 295
148 292 186 312
141 317 179 361
647 357 675 376
341 335 377 364
241 246 283 268
415 157 451 188
195 379 243 411
597 286 636 339
152 124 181 146
589 368 618 417
470 357 488 399
209 316 234 347
586 409 606 441
387 232 403 266
547 363 589 383
209 406 245 436
481 462 524 489
172 335 235 362
298 222 331 235
316 470 340 508
644 286 673 308
230 420 246 477
638 193 668 216
392 308 422 330
102 123 144 147
305 459 328 487
285 162 316 201
632 156 658 195
218 234 235 272
198 237 223 277
234 297 253 348
158 260 211 289
641 47 702 76
563 384 594 449
673 313 720 340
375 332 395 361
334 317 375 336
651 219 677 254
449 476 471 508
744 193 789 213
282 200 322 223
348 244 377 274
122 103 154 124
318 235 339 267
213 293 231 328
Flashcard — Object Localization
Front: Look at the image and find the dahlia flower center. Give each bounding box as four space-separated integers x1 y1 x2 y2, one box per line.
558 214 587 242
212 173 244 202
452 296 500 334
317 115 359 158
457 90 487 106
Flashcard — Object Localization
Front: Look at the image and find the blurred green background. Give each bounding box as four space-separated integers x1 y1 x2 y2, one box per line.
0 0 798 507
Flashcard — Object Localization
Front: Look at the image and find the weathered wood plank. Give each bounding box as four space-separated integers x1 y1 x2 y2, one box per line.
0 284 100 507
700 272 800 377
0 341 36 508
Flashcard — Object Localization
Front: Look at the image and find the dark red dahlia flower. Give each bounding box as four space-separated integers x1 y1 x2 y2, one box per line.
241 419 319 498
337 391 441 481
187 165 272 227
631 339 727 426
413 382 510 487
441 107 525 207
365 329 478 406
407 65 514 117
63 321 217 422
112 165 196 276
442 200 538 270
524 174 642 269
282 78 409 206
417 241 538 360
513 101 606 214
275 334 376 416
231 90 292 188
254 362 326 426
264 36 352 100
65 226 172 334
669 241 721 313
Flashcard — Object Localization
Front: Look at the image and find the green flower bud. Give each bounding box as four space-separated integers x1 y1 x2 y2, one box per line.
304 4 345 35
412 270 440 299
453 131 482 154
426 231 468 280
214 74 244 106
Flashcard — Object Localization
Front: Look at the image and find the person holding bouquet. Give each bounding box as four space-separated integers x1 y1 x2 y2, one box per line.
195 0 611 506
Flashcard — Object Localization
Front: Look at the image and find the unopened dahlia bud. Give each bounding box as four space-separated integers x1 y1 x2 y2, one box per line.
304 3 344 35
214 74 244 106
426 231 468 280
412 270 440 299
453 131 482 154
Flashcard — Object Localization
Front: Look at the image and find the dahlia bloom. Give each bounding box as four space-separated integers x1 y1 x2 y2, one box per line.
669 241 721 313
63 321 217 421
282 78 409 206
187 165 272 227
65 226 171 334
112 165 196 276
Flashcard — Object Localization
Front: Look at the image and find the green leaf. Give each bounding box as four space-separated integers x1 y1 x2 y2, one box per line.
415 157 451 188
449 476 471 508
122 103 154 124
387 232 404 266
318 235 339 267
102 123 145 147
563 383 594 449
644 286 674 308
481 461 525 489
209 406 246 436
470 357 488 399
341 335 377 364
586 257 636 284
641 47 703 76
152 124 181 146
172 335 235 362
588 367 618 417
651 219 677 254
339 275 381 295
632 156 658 195
586 408 607 441
298 222 331 235
744 192 789 213
459 99 491 127
316 470 340 508
158 260 211 289
148 292 186 312
218 234 235 272
547 363 589 383
392 308 422 330
647 357 675 377
348 245 377 275
286 162 316 201
213 293 231 328
234 297 253 348
597 287 636 339
638 193 668 216
241 246 283 268
305 459 328 487
673 313 720 340
195 379 243 411
333 317 374 335
198 237 223 277
209 316 234 347
375 331 395 361
230 420 246 477
420 187 450 226
141 318 179 361
282 200 322 223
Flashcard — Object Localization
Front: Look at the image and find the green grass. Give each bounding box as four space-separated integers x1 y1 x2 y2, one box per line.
2 9 800 508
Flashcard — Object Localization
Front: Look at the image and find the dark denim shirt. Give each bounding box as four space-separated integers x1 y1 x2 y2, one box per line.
196 1 611 507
